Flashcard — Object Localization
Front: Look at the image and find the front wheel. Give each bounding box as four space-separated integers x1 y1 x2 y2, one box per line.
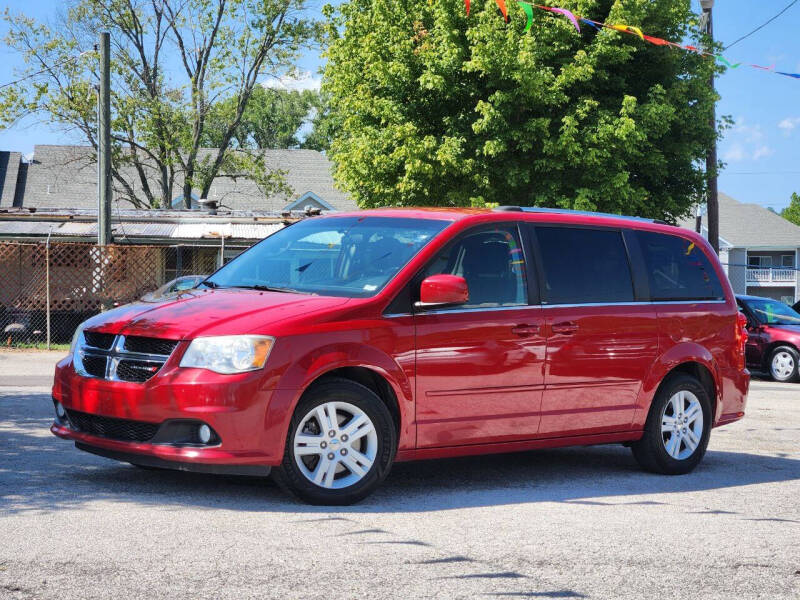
631 374 712 475
273 378 396 505
768 346 799 382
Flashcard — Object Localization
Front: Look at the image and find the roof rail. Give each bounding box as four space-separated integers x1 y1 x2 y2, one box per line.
492 205 667 225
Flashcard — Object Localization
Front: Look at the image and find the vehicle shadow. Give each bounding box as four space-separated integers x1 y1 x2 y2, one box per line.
2 391 799 516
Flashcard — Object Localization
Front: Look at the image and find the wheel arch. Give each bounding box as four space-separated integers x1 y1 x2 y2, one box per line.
667 362 717 421
638 343 722 427
267 342 414 456
312 366 402 440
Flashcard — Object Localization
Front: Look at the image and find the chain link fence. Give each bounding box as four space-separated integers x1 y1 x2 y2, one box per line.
0 241 251 348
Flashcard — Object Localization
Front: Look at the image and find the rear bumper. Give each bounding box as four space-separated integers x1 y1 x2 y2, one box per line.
714 366 749 427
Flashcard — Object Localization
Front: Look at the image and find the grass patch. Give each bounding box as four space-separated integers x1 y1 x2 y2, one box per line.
2 342 70 351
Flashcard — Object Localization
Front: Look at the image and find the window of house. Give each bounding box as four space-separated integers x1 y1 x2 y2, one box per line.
748 255 771 268
421 226 527 308
781 255 795 268
638 231 724 301
535 226 634 304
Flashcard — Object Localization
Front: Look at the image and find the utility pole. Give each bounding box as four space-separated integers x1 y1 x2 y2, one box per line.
97 32 112 246
701 0 719 254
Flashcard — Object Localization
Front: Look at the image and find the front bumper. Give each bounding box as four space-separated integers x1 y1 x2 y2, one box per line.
51 355 289 469
74 442 271 476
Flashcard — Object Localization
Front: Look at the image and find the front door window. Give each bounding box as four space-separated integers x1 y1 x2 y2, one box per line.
420 226 527 308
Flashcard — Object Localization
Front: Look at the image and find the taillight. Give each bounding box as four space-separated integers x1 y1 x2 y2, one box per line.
735 312 748 370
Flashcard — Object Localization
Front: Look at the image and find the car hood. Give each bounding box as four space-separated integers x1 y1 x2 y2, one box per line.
81 288 352 340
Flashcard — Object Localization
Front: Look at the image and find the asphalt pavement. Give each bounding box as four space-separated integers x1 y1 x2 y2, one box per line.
0 350 798 599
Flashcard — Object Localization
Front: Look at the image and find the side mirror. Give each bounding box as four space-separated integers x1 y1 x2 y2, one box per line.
416 274 469 309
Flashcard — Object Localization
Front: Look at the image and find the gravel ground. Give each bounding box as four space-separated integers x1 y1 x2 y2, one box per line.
0 351 798 599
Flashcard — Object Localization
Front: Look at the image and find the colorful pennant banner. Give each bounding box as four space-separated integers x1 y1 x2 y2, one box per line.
470 1 800 81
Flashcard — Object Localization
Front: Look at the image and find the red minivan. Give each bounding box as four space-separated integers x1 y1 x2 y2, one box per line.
51 207 749 504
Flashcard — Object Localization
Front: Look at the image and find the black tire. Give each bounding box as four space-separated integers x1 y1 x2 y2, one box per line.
631 373 712 475
272 378 396 505
767 345 799 383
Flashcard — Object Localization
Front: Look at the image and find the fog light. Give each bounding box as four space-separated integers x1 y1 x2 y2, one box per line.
198 424 212 444
55 402 66 420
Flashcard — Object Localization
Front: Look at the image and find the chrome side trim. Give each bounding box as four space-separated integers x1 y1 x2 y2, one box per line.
382 299 727 318
540 300 727 309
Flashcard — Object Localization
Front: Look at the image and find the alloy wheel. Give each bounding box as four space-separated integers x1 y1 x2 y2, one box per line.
771 351 795 381
661 390 704 460
293 401 378 489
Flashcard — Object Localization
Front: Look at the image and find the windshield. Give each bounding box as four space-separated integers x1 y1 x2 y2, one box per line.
204 216 450 297
745 298 800 326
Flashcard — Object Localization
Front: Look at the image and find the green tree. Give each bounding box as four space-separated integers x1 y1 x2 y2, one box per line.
1 0 316 208
202 86 320 149
301 91 338 152
322 0 723 220
781 192 800 226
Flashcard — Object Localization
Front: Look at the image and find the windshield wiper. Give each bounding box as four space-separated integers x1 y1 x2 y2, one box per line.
231 284 312 295
201 280 225 289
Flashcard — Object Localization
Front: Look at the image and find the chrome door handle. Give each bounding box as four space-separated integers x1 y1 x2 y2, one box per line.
551 321 578 335
511 324 539 336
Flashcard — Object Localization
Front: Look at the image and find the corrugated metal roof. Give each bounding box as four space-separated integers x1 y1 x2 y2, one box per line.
0 221 58 235
229 223 282 239
114 222 177 237
56 222 98 236
172 222 232 239
0 219 283 240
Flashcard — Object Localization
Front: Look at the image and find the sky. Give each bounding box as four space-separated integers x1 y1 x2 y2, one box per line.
0 0 798 210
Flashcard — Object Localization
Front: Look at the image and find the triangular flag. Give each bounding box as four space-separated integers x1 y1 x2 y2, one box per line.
643 34 671 46
580 18 601 31
611 24 644 40
550 7 581 32
518 2 534 33
495 0 508 21
716 56 742 68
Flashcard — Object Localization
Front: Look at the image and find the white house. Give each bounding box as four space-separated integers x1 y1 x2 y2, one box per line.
681 193 800 304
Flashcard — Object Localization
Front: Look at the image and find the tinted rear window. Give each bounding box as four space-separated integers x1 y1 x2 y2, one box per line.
637 231 724 301
535 226 634 304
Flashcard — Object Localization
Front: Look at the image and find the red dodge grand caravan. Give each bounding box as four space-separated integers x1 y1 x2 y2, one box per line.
52 207 749 504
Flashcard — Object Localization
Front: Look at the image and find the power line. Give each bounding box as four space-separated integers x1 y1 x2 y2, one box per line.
724 0 799 50
0 50 94 91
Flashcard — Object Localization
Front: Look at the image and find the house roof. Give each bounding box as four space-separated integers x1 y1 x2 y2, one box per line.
679 193 800 248
2 145 356 213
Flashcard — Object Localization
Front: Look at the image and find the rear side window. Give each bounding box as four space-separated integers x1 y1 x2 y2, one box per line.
637 231 724 301
535 226 634 304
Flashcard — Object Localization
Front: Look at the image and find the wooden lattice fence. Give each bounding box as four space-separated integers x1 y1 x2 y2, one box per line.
0 242 244 346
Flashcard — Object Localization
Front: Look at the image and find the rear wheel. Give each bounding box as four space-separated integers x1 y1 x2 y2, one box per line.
768 346 799 382
273 378 396 505
631 373 711 475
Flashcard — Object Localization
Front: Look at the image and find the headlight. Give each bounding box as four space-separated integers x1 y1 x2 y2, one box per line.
69 323 86 356
179 335 274 374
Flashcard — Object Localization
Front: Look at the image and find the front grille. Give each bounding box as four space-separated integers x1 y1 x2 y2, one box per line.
83 355 107 378
66 409 159 442
84 331 115 349
123 336 179 356
117 359 161 383
76 334 178 384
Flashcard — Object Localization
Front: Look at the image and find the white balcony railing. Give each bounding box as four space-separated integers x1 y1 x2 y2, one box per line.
746 268 797 283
